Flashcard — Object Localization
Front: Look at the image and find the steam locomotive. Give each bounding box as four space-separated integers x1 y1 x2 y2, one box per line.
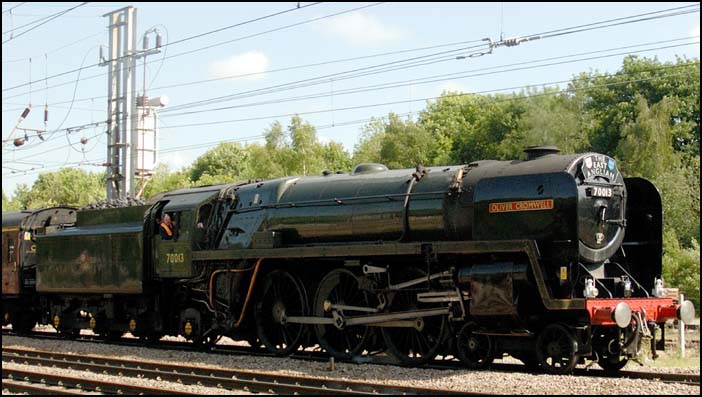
2 146 694 374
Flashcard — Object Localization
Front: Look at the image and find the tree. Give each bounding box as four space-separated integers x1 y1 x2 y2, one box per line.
378 114 434 169
353 118 386 165
615 96 682 179
497 87 589 158
190 142 249 184
12 168 105 209
419 92 525 164
144 164 193 198
663 230 700 311
288 115 323 175
573 56 700 156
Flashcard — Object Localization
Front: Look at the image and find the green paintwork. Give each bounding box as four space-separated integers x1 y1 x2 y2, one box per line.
36 206 147 294
77 205 149 226
155 239 192 278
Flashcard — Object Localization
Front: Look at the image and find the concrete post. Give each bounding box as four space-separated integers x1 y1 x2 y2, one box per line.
679 293 685 358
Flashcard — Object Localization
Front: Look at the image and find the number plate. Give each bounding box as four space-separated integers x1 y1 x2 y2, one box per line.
590 186 613 198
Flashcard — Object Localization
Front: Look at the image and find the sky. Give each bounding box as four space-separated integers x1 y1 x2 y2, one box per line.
1 2 700 198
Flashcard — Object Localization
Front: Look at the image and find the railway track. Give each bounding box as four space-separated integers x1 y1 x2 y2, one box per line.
2 346 471 395
3 328 700 387
2 367 195 395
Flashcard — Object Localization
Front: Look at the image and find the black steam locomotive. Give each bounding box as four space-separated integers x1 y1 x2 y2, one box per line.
2 146 694 374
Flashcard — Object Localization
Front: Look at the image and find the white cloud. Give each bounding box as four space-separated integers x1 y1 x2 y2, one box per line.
691 23 700 38
157 152 189 170
208 51 269 81
317 12 406 46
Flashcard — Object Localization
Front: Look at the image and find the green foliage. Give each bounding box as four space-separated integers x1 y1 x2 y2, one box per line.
572 56 699 156
8 168 105 209
374 114 434 169
190 142 249 183
663 230 700 311
419 92 525 163
353 118 386 164
654 159 701 247
143 164 193 199
616 96 683 179
1 191 18 212
497 87 589 157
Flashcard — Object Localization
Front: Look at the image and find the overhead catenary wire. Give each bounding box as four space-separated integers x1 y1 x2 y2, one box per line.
3 5 700 177
150 70 698 155
153 69 699 131
157 6 702 114
3 3 698 112
5 45 699 154
2 2 27 14
162 40 700 118
2 2 696 94
2 31 104 63
1 38 486 102
7 36 693 148
4 69 698 179
161 38 694 117
1 2 363 92
2 2 89 44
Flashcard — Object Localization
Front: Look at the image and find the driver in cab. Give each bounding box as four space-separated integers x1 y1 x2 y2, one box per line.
159 213 176 240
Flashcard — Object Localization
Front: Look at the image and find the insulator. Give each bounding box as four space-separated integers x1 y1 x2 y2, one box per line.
156 33 162 48
44 105 48 123
14 138 25 147
20 106 31 119
80 137 89 145
143 35 149 50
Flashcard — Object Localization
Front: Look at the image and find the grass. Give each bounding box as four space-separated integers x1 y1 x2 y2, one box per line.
637 324 700 368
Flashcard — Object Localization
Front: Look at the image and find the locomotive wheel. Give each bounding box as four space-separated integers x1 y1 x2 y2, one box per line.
456 323 493 369
314 268 371 360
381 269 447 366
597 355 628 373
255 270 308 355
536 323 579 375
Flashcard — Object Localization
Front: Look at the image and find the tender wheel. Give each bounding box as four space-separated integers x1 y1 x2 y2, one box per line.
255 270 308 355
456 323 493 369
536 323 579 374
140 333 164 344
381 281 447 366
193 333 221 350
102 330 124 341
11 312 37 335
313 269 371 360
